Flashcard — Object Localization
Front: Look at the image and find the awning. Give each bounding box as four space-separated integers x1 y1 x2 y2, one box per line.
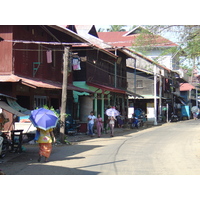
0 74 94 93
0 101 26 116
87 82 143 98
0 74 62 89
68 84 94 93
126 90 144 98
0 93 17 100
6 98 31 115
87 82 126 94
130 95 160 99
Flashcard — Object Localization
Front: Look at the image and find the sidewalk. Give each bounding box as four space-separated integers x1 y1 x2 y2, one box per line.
0 122 161 165
66 121 160 144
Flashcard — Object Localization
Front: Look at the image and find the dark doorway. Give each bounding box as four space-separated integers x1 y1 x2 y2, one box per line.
16 95 30 109
51 98 60 110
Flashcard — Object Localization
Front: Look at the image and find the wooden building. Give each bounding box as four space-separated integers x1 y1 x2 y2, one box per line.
0 25 93 131
66 25 141 123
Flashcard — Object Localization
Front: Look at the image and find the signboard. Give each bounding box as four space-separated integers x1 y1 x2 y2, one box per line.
128 107 134 118
147 103 155 122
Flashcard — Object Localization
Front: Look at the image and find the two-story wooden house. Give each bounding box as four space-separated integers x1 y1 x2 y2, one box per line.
66 25 141 126
0 25 94 130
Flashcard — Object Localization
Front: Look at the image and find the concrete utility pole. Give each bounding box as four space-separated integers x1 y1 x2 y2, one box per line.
154 65 158 125
60 46 70 143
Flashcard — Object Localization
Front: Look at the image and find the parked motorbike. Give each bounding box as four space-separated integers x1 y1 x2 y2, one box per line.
169 112 179 122
131 115 139 129
0 131 10 158
65 116 80 135
138 112 146 127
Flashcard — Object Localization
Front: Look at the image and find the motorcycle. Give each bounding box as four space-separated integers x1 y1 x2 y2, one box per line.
65 116 80 135
131 115 139 129
0 132 10 158
169 112 179 122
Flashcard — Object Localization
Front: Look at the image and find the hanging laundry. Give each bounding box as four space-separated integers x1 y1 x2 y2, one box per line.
73 57 81 70
46 50 52 63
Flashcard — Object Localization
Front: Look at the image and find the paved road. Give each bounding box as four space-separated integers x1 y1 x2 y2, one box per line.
2 120 200 175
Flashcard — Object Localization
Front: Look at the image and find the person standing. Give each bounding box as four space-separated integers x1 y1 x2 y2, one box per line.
192 112 198 120
96 114 103 137
88 111 96 137
36 128 55 162
108 116 116 137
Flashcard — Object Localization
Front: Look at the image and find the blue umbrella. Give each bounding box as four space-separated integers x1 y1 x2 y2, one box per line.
29 108 59 131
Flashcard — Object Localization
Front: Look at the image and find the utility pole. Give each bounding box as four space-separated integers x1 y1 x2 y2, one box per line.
114 48 117 106
60 46 70 143
154 65 158 125
158 73 162 122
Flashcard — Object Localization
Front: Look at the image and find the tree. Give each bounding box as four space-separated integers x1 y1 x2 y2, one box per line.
132 25 200 76
107 25 127 32
98 28 105 32
148 25 200 58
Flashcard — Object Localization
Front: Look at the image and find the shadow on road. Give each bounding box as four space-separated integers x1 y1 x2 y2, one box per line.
1 144 104 175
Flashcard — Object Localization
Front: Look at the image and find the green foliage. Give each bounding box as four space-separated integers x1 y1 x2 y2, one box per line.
131 25 200 73
64 135 71 145
42 105 70 119
133 28 158 52
180 65 193 76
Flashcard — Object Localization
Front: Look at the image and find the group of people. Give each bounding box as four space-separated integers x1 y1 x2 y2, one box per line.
34 109 121 163
87 111 116 137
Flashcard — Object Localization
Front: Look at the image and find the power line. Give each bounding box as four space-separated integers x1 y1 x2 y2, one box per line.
4 39 91 46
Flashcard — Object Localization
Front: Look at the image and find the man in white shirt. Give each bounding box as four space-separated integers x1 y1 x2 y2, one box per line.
88 111 96 137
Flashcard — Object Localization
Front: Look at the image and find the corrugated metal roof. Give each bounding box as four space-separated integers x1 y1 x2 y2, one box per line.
0 74 62 89
86 82 143 97
0 74 94 93
64 25 117 58
122 47 170 72
180 83 195 91
0 101 26 116
98 31 178 48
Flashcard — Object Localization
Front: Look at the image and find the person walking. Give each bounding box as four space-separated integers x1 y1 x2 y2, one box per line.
192 112 198 120
108 116 116 137
35 128 55 162
96 114 103 137
88 111 96 137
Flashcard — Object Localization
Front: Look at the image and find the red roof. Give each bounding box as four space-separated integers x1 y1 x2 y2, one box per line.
98 31 177 48
180 83 195 91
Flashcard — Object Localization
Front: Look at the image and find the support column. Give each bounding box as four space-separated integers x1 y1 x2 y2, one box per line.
108 94 111 106
94 93 97 116
154 65 158 125
101 93 104 121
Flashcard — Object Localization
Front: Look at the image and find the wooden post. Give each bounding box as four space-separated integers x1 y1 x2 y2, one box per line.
60 46 69 143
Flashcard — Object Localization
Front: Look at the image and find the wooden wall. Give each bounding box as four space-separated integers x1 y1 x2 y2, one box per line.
0 25 13 74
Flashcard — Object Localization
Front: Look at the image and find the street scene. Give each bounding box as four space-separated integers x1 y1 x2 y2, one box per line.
0 25 200 177
1 119 200 175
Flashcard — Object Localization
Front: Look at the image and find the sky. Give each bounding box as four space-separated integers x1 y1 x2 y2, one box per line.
95 25 133 32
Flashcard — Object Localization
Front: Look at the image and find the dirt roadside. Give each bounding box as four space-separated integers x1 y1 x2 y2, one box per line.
0 123 160 174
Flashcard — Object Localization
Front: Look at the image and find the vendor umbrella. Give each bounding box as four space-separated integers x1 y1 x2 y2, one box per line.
29 108 59 131
105 107 120 117
191 106 199 113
